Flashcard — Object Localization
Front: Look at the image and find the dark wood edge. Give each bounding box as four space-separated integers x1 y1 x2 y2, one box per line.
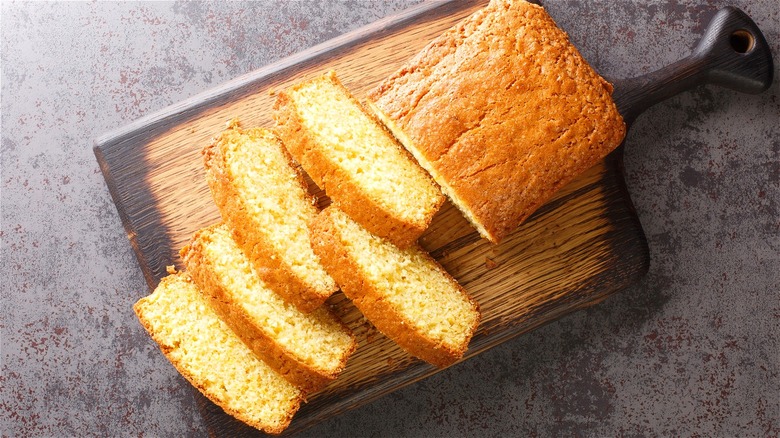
93 144 160 289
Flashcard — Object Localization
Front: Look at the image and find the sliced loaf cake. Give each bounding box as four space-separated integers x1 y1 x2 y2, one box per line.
310 206 480 368
181 224 356 393
203 120 337 313
273 70 444 248
133 271 303 434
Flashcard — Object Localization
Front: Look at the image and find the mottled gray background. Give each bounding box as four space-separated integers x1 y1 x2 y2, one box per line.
2 1 778 436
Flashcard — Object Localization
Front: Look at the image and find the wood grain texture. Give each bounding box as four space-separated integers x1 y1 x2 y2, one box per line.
94 1 648 435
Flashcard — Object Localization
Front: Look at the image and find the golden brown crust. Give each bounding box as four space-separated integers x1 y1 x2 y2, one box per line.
310 207 480 368
181 225 355 394
133 274 301 434
273 71 444 248
202 120 336 313
368 0 626 243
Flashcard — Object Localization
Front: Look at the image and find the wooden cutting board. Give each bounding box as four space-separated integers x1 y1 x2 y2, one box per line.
94 0 772 435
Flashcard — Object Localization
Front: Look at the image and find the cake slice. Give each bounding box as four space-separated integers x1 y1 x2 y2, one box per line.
367 0 626 243
310 206 480 368
203 120 336 313
180 224 356 393
273 70 445 248
133 272 303 435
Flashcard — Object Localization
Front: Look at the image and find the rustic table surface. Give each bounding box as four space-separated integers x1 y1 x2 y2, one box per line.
2 1 778 436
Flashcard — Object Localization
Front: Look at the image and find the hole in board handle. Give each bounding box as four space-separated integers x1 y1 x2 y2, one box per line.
729 29 755 54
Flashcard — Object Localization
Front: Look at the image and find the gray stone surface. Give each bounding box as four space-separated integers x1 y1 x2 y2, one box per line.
1 0 777 436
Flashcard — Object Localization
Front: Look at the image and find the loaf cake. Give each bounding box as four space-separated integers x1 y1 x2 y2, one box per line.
273 70 445 248
203 120 337 313
310 206 480 368
367 0 626 243
181 223 356 393
133 271 303 434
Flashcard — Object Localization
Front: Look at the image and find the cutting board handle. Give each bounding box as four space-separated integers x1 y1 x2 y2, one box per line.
613 6 774 125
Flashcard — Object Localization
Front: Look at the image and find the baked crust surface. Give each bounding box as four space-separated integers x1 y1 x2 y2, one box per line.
368 0 626 243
